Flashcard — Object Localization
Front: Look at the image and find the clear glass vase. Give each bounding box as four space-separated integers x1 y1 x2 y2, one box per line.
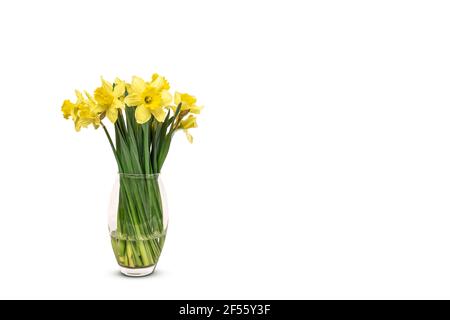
108 173 168 277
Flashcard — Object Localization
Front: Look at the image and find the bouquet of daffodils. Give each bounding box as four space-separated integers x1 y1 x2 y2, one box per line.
61 74 202 271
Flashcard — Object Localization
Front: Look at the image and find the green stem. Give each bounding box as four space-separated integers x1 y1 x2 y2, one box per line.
143 122 151 174
101 122 122 171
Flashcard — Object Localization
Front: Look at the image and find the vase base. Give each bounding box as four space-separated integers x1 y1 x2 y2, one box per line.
119 265 156 277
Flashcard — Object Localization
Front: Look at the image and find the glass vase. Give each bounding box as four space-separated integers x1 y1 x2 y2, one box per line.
108 173 168 277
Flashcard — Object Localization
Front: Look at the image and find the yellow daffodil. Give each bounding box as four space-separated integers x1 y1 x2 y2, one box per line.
124 74 172 124
180 115 197 143
174 92 203 114
93 77 126 123
75 90 101 131
180 115 197 129
151 73 170 90
76 105 101 131
61 99 76 120
61 90 100 131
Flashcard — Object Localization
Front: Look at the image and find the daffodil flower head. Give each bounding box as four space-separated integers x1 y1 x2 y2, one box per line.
151 73 170 91
75 90 101 131
61 90 100 131
180 115 198 130
174 92 203 114
93 77 126 123
180 115 198 143
124 76 172 124
61 99 76 120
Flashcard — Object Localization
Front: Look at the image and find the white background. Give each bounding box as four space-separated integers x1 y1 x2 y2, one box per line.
0 0 449 299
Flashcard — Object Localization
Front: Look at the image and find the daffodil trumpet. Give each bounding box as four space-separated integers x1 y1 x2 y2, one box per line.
61 74 202 273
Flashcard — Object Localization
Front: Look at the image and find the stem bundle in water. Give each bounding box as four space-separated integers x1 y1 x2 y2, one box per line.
111 174 165 268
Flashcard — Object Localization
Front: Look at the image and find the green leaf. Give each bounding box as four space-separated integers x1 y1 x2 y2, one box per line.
124 107 143 174
142 121 151 174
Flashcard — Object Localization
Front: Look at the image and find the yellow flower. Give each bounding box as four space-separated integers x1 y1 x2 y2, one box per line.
180 115 197 129
76 106 100 131
151 73 170 90
75 91 101 131
61 90 100 131
124 75 172 124
93 77 125 123
61 99 76 120
180 115 197 143
174 92 203 114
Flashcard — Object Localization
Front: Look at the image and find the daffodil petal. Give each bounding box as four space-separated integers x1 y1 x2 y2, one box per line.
135 105 152 124
174 92 181 105
124 93 142 107
131 76 146 93
85 91 96 105
93 104 107 113
184 129 193 143
161 90 172 106
101 77 113 92
151 108 166 122
113 78 126 96
112 98 125 110
150 75 164 91
181 115 198 129
61 100 75 119
189 105 203 114
106 107 118 123
182 93 196 105
75 90 84 103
